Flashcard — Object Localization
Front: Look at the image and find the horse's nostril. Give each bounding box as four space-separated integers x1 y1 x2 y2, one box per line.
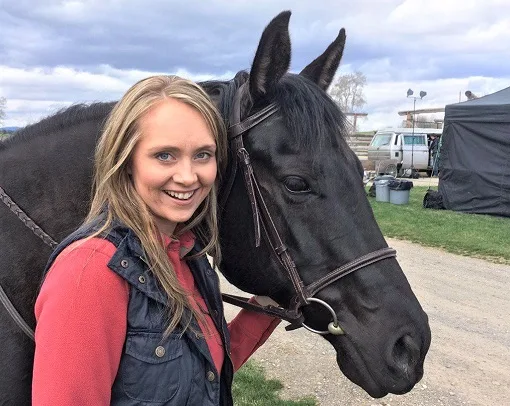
382 333 424 394
391 334 421 378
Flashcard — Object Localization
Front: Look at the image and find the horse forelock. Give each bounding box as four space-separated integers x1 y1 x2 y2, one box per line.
273 74 348 153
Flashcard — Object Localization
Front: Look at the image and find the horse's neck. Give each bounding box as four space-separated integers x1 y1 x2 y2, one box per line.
0 118 105 240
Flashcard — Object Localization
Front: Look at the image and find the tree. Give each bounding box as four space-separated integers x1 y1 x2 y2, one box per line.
329 71 367 113
0 97 5 126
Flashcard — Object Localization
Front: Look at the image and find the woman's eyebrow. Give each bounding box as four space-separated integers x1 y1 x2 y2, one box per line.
147 144 217 153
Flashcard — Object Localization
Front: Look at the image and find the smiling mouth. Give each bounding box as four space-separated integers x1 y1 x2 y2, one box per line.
164 190 196 200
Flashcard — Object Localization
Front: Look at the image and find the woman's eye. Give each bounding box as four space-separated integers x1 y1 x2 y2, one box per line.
283 176 311 193
196 152 212 160
156 152 173 161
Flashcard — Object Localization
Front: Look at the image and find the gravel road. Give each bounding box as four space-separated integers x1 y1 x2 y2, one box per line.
222 238 510 405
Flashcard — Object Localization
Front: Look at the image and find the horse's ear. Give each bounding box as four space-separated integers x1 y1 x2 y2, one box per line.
249 11 292 102
300 28 346 91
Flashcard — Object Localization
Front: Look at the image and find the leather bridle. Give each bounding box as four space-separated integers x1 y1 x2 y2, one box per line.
0 83 396 340
219 83 397 335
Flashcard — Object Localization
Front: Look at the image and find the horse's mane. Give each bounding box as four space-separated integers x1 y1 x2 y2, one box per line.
200 71 348 153
200 71 249 128
0 102 115 151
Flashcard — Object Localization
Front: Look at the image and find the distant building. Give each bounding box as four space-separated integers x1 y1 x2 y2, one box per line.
397 108 445 129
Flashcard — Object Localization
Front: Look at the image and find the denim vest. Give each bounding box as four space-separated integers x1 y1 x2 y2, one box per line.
44 218 234 405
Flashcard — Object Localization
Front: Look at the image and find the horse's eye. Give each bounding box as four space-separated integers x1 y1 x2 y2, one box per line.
283 176 311 193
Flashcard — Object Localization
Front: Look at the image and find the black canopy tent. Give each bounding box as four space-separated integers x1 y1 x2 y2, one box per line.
438 86 510 217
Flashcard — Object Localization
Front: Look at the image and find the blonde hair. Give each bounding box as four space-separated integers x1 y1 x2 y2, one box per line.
85 75 227 335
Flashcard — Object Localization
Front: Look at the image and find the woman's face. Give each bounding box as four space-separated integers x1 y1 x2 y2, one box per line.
129 98 217 236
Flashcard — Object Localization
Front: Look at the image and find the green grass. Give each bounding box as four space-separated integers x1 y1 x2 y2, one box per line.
233 360 317 406
368 186 510 264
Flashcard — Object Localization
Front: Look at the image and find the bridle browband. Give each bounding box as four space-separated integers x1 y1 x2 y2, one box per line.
219 83 397 334
0 83 396 340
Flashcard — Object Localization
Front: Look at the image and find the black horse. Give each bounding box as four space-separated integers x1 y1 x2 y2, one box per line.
0 11 430 404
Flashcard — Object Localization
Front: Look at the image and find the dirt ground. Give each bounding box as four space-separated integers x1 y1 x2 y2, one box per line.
222 239 510 405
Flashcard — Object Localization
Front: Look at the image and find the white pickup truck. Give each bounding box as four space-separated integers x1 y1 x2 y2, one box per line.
367 128 442 177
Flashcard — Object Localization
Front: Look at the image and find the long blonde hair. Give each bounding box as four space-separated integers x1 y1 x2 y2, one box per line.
85 75 227 335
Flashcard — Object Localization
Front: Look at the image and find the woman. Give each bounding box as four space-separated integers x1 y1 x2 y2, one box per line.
33 75 280 405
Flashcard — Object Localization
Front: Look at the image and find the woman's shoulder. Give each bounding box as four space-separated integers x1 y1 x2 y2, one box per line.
47 237 119 282
55 237 117 264
39 237 129 316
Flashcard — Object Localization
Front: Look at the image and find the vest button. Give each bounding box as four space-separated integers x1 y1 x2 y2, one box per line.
138 275 146 284
120 259 129 268
206 371 215 382
212 310 219 317
155 346 166 358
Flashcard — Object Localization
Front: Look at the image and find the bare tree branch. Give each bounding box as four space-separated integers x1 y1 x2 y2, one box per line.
329 71 367 113
0 97 6 126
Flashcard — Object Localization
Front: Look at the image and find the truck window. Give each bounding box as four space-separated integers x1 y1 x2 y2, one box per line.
403 134 426 145
370 134 392 147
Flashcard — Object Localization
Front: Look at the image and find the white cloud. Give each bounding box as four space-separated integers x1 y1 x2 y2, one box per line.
1 0 509 131
357 75 510 131
0 64 235 126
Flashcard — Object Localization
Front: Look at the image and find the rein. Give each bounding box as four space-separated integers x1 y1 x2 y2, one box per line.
0 185 59 341
220 84 397 335
0 186 58 249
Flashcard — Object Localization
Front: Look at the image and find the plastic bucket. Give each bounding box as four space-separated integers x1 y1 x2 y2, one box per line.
375 181 390 202
389 190 410 205
388 180 413 205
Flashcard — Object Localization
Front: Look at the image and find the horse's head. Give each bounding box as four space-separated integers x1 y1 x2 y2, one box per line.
217 11 431 398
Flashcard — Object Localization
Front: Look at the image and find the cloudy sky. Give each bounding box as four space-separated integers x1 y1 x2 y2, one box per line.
1 0 510 131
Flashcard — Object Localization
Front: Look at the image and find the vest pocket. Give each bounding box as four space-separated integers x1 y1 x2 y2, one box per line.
120 331 184 403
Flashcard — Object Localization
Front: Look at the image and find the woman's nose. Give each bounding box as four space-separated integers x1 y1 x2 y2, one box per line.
173 160 198 185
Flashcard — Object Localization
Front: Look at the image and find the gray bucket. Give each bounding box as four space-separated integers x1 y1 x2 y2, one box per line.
388 179 414 205
375 180 390 202
389 189 411 205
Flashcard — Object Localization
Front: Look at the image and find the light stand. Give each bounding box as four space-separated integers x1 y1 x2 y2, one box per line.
406 89 427 178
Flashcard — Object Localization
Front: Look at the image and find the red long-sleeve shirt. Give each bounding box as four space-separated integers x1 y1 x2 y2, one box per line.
33 234 280 405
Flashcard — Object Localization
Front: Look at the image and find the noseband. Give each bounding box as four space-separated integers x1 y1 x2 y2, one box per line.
220 84 397 335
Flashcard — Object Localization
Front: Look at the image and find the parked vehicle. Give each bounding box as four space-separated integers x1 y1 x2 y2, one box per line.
367 128 442 177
